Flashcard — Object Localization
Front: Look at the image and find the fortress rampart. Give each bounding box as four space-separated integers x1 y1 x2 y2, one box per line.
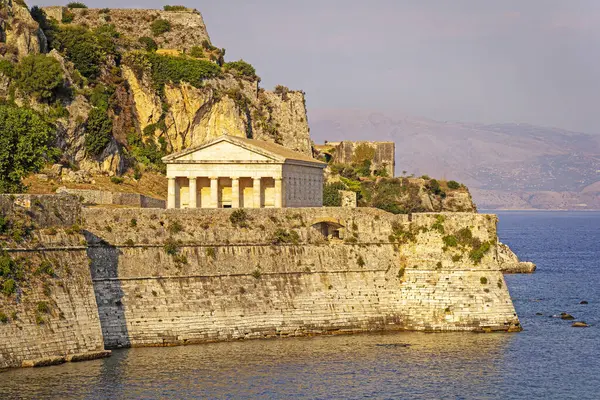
1 195 520 369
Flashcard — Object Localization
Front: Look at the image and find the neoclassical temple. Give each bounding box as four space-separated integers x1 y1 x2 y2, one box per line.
162 135 327 209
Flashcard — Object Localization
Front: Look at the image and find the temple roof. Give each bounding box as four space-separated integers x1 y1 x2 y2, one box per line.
162 135 326 167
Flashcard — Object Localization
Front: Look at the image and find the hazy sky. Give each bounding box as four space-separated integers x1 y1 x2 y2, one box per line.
31 1 600 133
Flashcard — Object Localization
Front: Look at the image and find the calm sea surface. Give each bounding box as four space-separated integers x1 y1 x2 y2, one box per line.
1 211 599 399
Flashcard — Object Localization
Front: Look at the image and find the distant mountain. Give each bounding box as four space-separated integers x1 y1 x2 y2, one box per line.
309 109 600 210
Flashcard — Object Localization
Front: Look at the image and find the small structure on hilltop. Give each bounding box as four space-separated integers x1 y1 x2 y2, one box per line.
315 141 396 177
162 135 326 209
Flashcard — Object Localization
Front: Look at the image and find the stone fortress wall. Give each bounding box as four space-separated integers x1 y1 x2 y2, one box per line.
84 207 519 349
1 195 520 369
0 195 108 370
57 188 166 209
317 141 396 177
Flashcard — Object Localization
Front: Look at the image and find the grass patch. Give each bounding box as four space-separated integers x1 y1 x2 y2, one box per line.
272 229 300 245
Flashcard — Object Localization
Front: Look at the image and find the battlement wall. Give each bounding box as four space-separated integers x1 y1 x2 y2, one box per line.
83 207 520 348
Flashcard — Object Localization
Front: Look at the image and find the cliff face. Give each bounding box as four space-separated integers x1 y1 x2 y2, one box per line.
42 7 211 52
0 4 311 181
123 63 311 155
0 0 47 58
0 195 107 370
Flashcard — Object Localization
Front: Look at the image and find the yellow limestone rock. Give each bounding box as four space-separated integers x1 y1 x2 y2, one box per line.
163 83 247 151
122 66 162 131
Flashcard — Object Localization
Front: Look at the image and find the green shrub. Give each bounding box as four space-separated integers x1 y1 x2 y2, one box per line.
0 216 8 234
124 52 222 93
251 268 262 279
125 239 135 246
224 60 257 79
15 55 64 101
205 247 216 259
84 108 113 156
163 5 187 11
89 84 115 110
0 59 14 78
452 254 461 262
442 235 458 248
53 25 117 79
163 238 178 255
447 180 461 190
37 301 50 314
139 36 158 52
229 209 249 228
389 222 416 245
0 105 56 193
151 19 171 36
110 176 124 184
168 220 183 234
2 279 16 296
36 260 55 276
62 9 75 23
470 242 491 264
67 2 87 8
130 218 137 228
480 277 488 285
323 182 346 206
431 215 445 234
0 311 7 323
188 46 204 58
272 229 300 245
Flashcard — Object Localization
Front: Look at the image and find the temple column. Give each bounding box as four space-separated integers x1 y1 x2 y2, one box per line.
231 177 240 208
253 177 261 208
189 177 197 209
274 177 283 208
167 178 176 209
210 177 219 208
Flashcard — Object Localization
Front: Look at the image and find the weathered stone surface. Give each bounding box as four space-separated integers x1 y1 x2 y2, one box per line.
83 208 521 349
41 7 211 52
572 322 589 328
1 0 47 58
498 242 537 274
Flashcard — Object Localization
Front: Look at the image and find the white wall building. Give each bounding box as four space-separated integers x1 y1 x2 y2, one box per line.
162 135 327 209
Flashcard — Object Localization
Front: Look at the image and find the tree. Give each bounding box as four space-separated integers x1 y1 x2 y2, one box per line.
151 19 171 36
0 105 56 193
188 46 204 58
139 36 158 52
15 55 64 101
84 108 113 156
224 60 257 79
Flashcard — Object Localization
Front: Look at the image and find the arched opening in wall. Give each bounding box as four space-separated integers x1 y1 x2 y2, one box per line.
311 219 345 240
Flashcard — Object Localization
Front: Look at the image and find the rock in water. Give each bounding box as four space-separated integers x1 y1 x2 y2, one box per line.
572 322 589 328
560 313 575 320
580 301 589 305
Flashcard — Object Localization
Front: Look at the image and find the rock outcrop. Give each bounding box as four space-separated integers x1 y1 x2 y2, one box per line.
0 0 47 58
41 7 211 52
498 242 536 274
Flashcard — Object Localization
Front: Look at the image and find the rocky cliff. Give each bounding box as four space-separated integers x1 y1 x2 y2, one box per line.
0 3 311 185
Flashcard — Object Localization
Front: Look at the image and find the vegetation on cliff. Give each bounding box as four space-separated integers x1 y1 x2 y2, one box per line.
0 2 311 193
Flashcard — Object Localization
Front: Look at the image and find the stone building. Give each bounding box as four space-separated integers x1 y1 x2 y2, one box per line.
162 135 326 209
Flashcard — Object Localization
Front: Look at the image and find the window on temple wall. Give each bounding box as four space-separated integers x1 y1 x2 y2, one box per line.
311 220 345 240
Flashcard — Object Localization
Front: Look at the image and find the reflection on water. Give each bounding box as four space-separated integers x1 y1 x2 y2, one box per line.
1 332 515 399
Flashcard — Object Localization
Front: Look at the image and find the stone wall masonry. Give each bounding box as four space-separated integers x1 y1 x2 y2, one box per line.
57 188 165 209
332 141 396 177
0 194 82 228
0 232 107 370
83 207 520 349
